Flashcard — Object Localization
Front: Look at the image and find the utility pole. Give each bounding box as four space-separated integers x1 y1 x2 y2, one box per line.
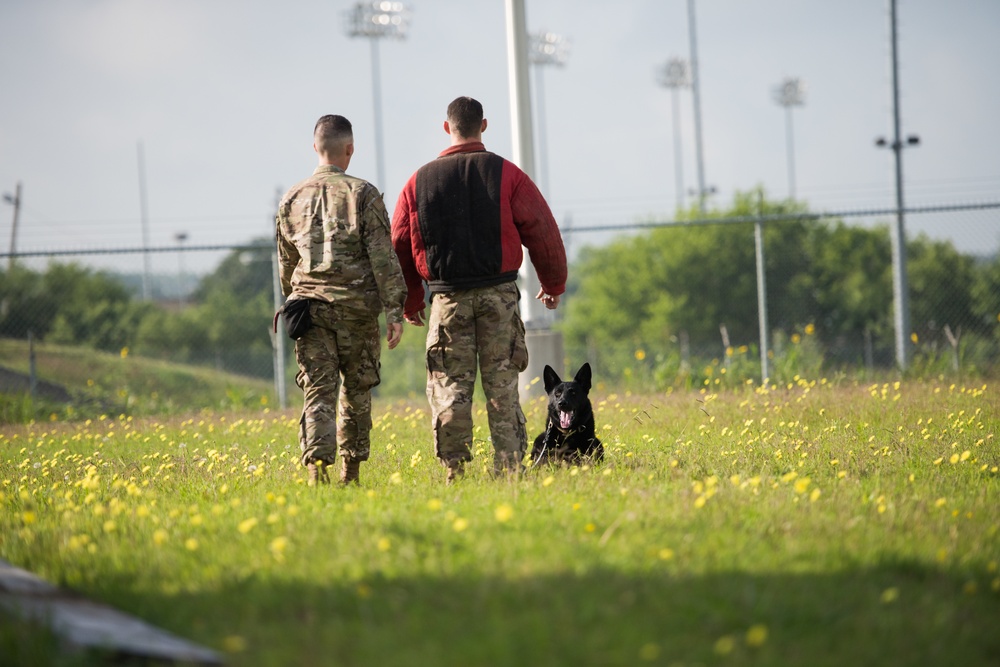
875 0 919 371
3 182 21 273
137 142 152 300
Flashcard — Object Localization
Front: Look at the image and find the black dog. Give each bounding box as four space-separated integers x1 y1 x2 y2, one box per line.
530 363 604 465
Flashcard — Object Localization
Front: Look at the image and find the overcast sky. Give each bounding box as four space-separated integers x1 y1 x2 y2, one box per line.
1 0 998 276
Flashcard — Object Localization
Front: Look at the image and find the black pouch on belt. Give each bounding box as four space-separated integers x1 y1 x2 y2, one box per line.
273 298 314 340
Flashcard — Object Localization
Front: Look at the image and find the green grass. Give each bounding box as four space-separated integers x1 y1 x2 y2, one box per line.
1 379 999 666
0 338 273 422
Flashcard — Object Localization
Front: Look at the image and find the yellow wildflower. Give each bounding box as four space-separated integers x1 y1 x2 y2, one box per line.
745 624 768 647
494 504 514 523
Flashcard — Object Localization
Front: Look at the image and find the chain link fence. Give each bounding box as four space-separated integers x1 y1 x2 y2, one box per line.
558 202 1000 389
0 202 998 415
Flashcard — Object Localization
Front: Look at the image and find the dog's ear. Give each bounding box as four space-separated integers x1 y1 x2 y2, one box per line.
543 365 561 393
574 363 592 392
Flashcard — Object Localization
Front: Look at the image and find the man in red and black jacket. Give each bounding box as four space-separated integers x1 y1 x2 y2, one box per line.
391 96 567 482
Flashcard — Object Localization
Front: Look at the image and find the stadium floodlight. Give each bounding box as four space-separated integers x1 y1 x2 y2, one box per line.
772 76 806 108
344 2 411 191
772 77 806 199
657 56 690 89
529 31 569 67
657 57 691 210
528 30 570 199
345 1 410 39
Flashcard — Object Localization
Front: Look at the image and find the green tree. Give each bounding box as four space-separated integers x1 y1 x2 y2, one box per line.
43 264 148 351
559 191 993 376
907 233 979 339
133 307 209 363
0 263 153 352
971 254 1000 339
193 241 274 303
561 189 815 352
807 221 893 342
169 240 277 377
0 264 57 339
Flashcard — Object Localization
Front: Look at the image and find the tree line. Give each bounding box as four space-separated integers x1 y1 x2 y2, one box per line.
560 191 1000 380
0 245 276 378
1 192 997 386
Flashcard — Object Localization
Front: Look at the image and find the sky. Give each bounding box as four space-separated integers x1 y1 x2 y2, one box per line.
1 0 999 277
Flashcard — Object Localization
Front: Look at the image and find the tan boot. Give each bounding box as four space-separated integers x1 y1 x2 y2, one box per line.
340 457 361 485
445 460 465 485
307 459 330 486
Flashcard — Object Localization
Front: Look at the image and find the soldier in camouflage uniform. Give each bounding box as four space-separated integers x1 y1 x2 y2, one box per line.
276 114 406 485
391 97 567 481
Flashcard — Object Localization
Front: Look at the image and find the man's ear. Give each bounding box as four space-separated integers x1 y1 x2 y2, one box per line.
313 141 320 155
345 142 355 158
481 118 488 134
443 120 452 135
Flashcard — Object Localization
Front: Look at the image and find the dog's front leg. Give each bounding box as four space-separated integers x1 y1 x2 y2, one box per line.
537 422 560 464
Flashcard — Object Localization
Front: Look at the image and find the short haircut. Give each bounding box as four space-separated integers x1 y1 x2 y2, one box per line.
446 97 484 138
314 115 353 154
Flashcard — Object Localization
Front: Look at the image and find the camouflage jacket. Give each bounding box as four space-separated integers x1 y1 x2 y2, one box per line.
276 165 406 324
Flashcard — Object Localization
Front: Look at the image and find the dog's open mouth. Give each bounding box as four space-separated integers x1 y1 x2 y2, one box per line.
559 410 574 429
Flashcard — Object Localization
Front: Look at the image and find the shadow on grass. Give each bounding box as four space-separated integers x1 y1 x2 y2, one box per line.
14 560 999 667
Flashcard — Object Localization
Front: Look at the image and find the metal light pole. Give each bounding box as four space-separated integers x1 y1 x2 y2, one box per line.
529 30 569 199
657 58 690 211
754 193 770 383
344 1 410 192
137 142 151 300
3 182 21 273
687 0 709 213
174 232 188 307
772 77 806 200
875 0 919 371
506 0 563 398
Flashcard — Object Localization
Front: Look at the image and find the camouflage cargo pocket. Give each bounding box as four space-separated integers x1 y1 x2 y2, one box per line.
426 323 447 375
510 309 528 373
336 320 381 391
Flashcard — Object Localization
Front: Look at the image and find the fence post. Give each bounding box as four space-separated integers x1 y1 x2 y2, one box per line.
271 189 288 410
754 195 770 383
28 330 37 398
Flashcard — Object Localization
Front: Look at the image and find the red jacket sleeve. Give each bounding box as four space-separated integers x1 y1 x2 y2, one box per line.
507 166 568 296
390 177 428 317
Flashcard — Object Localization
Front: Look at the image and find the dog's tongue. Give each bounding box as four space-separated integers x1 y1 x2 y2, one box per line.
559 411 573 429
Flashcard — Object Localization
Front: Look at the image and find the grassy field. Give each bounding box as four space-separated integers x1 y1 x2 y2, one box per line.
0 338 273 423
1 378 998 666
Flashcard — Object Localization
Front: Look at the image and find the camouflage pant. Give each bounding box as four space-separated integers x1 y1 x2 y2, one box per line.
294 300 381 466
425 282 529 473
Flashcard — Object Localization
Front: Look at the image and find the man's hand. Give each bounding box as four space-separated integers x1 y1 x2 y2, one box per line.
386 322 403 349
535 288 560 310
404 308 426 327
